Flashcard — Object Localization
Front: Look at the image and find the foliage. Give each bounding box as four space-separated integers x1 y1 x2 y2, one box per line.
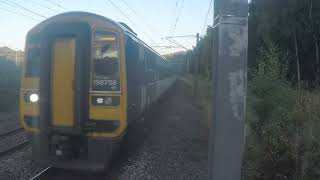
178 28 213 80
244 43 320 180
255 43 288 81
0 57 20 112
249 0 320 88
244 42 301 179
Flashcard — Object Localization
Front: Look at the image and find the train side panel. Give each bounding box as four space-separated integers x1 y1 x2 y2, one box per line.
125 33 176 123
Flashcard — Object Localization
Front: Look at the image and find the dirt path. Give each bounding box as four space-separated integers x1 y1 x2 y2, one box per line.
112 80 208 180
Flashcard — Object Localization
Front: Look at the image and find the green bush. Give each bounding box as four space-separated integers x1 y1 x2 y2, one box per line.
0 57 20 112
243 43 320 180
245 81 320 180
244 77 301 179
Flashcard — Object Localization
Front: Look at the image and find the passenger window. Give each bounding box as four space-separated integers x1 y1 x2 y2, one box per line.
26 47 40 77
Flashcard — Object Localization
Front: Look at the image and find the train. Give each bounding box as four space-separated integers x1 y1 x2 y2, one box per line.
20 12 176 171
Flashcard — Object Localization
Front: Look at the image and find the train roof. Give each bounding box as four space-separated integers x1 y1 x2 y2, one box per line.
28 11 167 61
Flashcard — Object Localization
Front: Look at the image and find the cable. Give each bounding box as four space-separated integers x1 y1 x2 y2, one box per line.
163 38 188 50
41 0 67 10
0 7 41 21
1 0 46 18
175 0 180 7
152 45 181 48
165 35 196 38
171 0 185 34
106 0 159 46
201 0 213 35
120 0 156 33
29 0 59 13
107 0 136 26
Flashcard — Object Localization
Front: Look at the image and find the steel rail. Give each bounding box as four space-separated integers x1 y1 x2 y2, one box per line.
30 166 55 180
0 127 23 138
0 139 29 156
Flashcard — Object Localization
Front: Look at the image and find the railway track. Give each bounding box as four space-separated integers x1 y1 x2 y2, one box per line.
0 139 29 156
31 167 55 180
0 124 29 156
30 166 107 180
0 127 23 138
0 120 21 134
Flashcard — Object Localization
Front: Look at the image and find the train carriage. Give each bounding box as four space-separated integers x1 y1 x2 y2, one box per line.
20 12 175 170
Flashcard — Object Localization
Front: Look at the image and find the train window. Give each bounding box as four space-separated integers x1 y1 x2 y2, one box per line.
147 52 156 69
91 46 120 91
25 47 40 77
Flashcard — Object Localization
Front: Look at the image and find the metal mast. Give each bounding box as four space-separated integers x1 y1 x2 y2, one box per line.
208 0 248 179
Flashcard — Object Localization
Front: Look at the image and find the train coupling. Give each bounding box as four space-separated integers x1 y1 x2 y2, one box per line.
51 135 76 158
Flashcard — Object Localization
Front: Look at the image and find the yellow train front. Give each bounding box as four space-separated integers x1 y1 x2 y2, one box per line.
20 12 175 170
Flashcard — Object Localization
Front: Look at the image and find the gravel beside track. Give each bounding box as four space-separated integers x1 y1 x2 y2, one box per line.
111 80 208 179
0 146 46 180
0 121 20 131
0 130 27 150
0 113 45 180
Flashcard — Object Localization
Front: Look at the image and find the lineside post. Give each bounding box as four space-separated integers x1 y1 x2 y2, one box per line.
208 0 248 179
193 33 200 97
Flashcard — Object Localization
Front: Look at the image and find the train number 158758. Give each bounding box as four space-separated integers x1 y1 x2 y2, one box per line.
94 79 117 86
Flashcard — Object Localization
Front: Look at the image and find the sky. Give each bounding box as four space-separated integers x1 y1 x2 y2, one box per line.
0 0 214 54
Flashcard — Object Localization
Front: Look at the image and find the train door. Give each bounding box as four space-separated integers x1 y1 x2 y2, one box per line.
51 38 76 127
40 23 90 133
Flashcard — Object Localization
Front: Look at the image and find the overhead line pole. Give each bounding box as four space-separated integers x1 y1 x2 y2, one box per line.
193 33 200 97
208 0 248 179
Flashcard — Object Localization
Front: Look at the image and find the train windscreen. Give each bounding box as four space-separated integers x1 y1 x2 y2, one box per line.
91 31 120 92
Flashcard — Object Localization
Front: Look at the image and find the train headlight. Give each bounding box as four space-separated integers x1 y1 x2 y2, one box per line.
29 93 39 103
24 92 39 103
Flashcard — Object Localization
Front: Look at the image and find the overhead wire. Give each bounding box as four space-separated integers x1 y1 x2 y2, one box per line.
106 0 159 46
175 0 180 7
28 0 59 13
41 0 67 10
170 0 185 35
163 38 188 50
117 0 186 52
0 7 41 21
201 0 213 35
120 0 157 33
168 0 180 35
106 0 136 26
171 38 188 50
165 0 192 52
1 0 47 18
